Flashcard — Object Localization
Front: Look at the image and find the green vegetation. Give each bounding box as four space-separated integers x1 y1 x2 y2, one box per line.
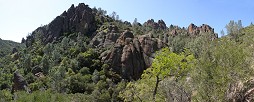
0 39 24 57
1 5 254 102
119 48 195 101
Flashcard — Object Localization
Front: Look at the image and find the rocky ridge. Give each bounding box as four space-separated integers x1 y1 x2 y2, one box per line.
23 3 217 80
143 19 167 30
25 3 96 46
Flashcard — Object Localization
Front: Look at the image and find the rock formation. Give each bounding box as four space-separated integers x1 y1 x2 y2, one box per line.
25 3 96 45
168 23 218 39
12 71 30 93
102 30 164 80
143 19 167 30
90 24 120 48
22 3 218 81
102 30 144 80
188 23 214 35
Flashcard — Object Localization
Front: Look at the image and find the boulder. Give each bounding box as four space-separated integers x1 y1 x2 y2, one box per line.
12 71 30 93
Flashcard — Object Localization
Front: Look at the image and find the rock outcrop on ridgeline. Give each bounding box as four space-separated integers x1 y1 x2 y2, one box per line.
168 23 218 39
188 23 214 35
22 3 219 81
25 3 96 46
143 19 167 30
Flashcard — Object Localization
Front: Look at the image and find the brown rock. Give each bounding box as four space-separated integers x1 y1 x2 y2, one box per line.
138 34 162 56
12 71 30 93
158 20 167 30
90 25 120 48
26 3 96 45
116 30 134 45
103 31 146 80
103 31 165 80
121 43 146 79
188 23 198 34
188 23 214 36
143 19 167 30
90 31 120 48
171 29 178 36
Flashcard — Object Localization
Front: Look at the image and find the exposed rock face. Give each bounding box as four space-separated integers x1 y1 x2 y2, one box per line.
90 25 120 48
143 19 167 30
168 24 217 40
12 71 29 92
168 25 183 37
138 34 161 55
188 23 214 35
103 30 145 80
158 20 167 30
226 79 254 102
26 3 96 45
116 30 135 45
103 30 164 80
171 29 178 36
21 2 219 81
138 34 164 67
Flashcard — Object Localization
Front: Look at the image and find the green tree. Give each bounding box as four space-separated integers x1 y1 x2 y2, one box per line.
132 18 138 26
43 43 53 55
97 7 107 15
41 55 49 74
23 54 32 74
120 48 196 101
221 29 225 36
61 37 69 50
191 38 253 101
110 11 117 20
66 73 93 93
225 20 243 40
146 48 195 101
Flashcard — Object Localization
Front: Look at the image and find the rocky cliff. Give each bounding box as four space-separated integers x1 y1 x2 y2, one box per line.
25 3 96 46
100 30 164 80
22 3 217 80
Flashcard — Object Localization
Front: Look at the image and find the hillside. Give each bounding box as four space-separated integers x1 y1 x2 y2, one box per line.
0 38 24 57
1 3 254 102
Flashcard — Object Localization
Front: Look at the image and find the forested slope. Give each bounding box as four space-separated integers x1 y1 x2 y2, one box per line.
1 3 254 102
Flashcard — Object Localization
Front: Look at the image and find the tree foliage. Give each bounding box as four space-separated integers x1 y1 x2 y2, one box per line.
120 48 196 101
1 7 254 102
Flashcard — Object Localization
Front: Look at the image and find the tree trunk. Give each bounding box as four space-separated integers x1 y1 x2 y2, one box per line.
153 76 160 101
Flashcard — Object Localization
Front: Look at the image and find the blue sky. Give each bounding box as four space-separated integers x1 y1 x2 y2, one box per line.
0 0 254 42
